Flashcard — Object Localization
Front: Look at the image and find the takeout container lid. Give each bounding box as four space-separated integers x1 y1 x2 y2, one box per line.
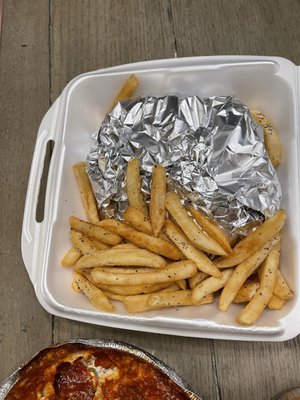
21 56 300 341
0 339 202 399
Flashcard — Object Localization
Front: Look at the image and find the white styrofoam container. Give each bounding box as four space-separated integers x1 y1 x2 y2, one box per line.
22 56 300 341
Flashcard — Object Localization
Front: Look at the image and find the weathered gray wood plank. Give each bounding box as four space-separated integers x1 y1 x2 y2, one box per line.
0 0 52 382
171 0 300 64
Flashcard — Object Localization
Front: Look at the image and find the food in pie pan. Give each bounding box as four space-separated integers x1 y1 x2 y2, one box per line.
1 341 200 400
60 74 293 326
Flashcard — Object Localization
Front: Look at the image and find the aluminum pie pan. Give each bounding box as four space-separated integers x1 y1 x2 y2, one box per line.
0 338 202 400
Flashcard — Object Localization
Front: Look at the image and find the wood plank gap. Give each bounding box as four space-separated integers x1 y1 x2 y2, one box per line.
210 339 222 400
48 0 53 107
167 0 178 58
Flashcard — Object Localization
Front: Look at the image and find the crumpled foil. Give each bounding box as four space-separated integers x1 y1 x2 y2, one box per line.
87 95 281 233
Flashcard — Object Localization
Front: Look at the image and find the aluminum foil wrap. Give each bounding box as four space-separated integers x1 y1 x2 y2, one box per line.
87 95 281 233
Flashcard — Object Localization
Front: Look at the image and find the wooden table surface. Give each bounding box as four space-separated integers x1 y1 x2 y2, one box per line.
1 1 300 399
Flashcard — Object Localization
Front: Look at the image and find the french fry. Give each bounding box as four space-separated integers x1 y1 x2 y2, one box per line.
97 219 182 260
90 239 111 250
233 279 260 303
273 270 294 300
93 282 171 296
124 206 153 235
126 158 148 216
176 279 187 290
103 291 125 302
148 290 214 308
165 220 221 278
187 206 232 254
251 110 282 167
192 269 234 304
218 236 280 312
268 295 286 310
150 165 166 237
84 266 153 275
123 293 160 313
72 162 99 224
113 243 138 250
72 271 115 312
61 247 82 267
166 192 227 256
109 74 139 112
188 271 208 289
70 216 122 245
237 242 281 325
75 249 167 269
215 210 286 269
91 260 197 286
70 229 109 255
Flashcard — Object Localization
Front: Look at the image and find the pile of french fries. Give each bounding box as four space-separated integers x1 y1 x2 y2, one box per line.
61 73 291 326
61 158 292 326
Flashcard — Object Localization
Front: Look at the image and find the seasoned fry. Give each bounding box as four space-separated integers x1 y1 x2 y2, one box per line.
268 295 286 310
237 242 281 325
215 210 286 269
72 271 115 312
70 229 109 255
187 206 232 254
91 260 198 286
150 165 166 237
176 279 187 290
97 219 182 260
273 270 294 300
109 74 139 112
103 291 125 302
126 158 148 215
72 162 99 224
218 236 279 312
61 247 82 267
166 192 227 256
165 220 221 278
188 271 208 289
148 290 214 308
123 293 159 313
233 279 260 303
251 110 282 167
113 243 138 250
192 269 234 304
93 282 171 296
85 266 153 275
70 216 122 245
75 249 167 269
90 239 111 250
124 206 153 235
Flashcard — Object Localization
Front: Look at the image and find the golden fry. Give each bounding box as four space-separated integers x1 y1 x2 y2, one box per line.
75 248 167 269
109 74 139 112
69 216 122 245
251 110 282 167
91 260 198 286
187 206 232 254
61 247 82 267
126 158 148 215
166 192 227 256
70 229 109 255
93 282 171 296
215 210 286 269
72 271 115 312
97 219 182 260
218 236 279 312
273 270 294 300
72 162 99 224
268 295 286 310
237 242 281 325
165 220 221 278
150 165 166 237
148 290 214 308
192 269 234 304
124 206 153 235
233 279 260 303
188 271 208 289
